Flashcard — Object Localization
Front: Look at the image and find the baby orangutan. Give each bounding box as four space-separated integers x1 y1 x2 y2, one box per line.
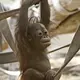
15 0 57 80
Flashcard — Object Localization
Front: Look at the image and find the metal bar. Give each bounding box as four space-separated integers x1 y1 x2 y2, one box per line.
0 3 16 54
0 51 17 64
0 43 70 64
0 8 19 21
48 43 70 53
54 25 80 80
0 1 40 21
